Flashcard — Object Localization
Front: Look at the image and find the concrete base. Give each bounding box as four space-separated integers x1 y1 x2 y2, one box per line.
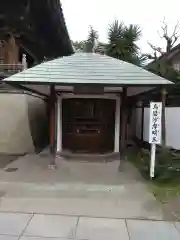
59 151 120 161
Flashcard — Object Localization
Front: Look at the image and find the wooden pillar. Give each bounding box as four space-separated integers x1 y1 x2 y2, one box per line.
161 87 167 148
120 87 127 160
4 35 19 64
49 85 57 164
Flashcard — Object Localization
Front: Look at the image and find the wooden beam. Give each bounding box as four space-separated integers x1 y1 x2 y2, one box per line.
6 83 48 98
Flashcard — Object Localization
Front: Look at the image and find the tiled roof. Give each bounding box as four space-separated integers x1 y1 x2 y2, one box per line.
3 53 173 86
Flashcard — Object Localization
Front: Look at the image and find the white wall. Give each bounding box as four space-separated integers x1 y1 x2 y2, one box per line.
165 108 180 149
0 94 33 154
0 93 48 154
135 107 180 150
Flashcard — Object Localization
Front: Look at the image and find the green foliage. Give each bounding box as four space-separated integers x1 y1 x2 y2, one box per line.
149 182 180 204
106 20 145 66
72 25 99 52
87 26 99 44
107 20 124 42
72 22 148 66
131 54 149 67
139 147 180 183
94 42 107 54
72 41 86 52
85 26 99 52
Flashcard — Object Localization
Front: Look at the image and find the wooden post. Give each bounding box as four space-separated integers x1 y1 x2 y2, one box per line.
49 85 56 166
4 35 19 64
161 87 167 148
120 87 127 161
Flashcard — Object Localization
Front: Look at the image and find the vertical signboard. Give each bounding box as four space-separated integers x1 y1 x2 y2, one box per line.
149 102 162 178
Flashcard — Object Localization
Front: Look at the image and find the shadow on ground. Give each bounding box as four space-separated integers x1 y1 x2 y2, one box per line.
0 154 20 169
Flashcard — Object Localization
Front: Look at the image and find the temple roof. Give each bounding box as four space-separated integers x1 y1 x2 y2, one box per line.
0 0 73 60
3 53 173 86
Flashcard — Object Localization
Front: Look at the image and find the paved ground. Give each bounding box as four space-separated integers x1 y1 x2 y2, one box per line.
0 153 178 238
0 153 164 220
163 197 180 220
0 212 179 240
0 155 19 169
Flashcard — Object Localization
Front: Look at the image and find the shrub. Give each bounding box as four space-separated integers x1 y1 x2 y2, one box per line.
138 147 180 183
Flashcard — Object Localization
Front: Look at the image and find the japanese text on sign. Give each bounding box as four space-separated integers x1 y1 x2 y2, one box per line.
149 102 162 144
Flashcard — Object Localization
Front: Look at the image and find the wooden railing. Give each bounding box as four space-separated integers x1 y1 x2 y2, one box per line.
0 64 24 75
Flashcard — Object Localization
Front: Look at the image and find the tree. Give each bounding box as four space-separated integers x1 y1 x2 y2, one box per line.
94 42 106 55
72 27 101 53
147 19 180 59
71 22 147 65
85 26 99 52
72 41 85 52
106 20 146 66
147 19 180 148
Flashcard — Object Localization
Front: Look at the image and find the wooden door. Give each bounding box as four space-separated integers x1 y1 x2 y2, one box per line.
62 99 115 153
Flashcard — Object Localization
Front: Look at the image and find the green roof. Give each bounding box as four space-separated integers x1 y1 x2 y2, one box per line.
3 53 173 86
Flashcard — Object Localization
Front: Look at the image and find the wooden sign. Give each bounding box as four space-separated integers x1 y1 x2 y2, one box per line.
149 102 162 144
149 102 162 178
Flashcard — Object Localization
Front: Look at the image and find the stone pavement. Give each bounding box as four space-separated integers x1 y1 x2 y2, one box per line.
0 155 165 220
0 212 180 240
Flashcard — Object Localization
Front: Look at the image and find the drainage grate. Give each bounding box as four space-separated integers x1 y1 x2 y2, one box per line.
4 167 18 172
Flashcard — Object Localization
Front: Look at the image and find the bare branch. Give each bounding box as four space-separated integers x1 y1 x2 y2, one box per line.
158 30 163 39
148 42 164 55
171 21 179 39
146 19 180 61
144 53 156 60
159 18 180 52
161 18 169 40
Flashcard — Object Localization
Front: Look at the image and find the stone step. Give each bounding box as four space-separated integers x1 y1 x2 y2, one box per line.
58 151 120 162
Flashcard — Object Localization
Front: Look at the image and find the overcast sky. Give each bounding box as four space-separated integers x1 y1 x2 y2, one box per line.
61 0 180 55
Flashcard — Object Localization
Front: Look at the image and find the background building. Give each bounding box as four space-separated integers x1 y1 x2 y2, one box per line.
0 0 73 155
